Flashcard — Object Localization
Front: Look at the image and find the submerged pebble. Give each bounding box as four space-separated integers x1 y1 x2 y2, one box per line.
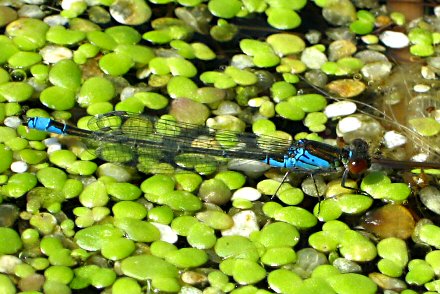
326 79 366 98
110 0 152 25
383 131 407 149
360 204 415 239
379 31 409 49
420 186 440 215
324 101 357 118
221 210 259 237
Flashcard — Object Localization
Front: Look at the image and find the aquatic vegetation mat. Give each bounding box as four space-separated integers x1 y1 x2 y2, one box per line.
0 0 440 293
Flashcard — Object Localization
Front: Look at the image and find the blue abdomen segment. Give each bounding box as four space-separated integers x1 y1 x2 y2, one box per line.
290 146 333 170
264 139 341 172
27 117 67 135
266 155 290 168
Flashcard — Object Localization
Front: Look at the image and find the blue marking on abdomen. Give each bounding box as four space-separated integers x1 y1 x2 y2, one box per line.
296 149 332 170
27 117 66 135
265 148 331 170
266 156 289 168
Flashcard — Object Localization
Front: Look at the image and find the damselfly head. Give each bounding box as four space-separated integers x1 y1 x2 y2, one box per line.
347 139 371 175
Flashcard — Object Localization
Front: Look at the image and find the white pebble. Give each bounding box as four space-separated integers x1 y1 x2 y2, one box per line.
221 210 259 238
43 137 60 146
248 97 266 107
86 0 105 6
360 34 378 45
4 116 21 128
231 54 254 69
421 66 436 80
179 285 204 294
47 144 62 154
151 222 178 244
324 101 357 118
379 31 409 49
413 84 430 93
43 15 69 26
10 161 28 173
338 116 362 133
213 101 241 116
411 153 429 162
61 0 84 10
40 45 73 64
435 6 440 17
120 87 138 101
97 163 133 182
136 67 151 79
383 131 407 149
433 110 440 121
228 159 269 177
0 255 22 274
231 187 261 201
333 258 362 273
420 186 440 215
180 286 203 294
301 47 328 69
44 138 62 154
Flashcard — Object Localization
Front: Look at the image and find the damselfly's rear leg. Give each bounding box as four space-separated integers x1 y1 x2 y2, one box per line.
341 168 372 197
272 170 291 199
273 171 326 214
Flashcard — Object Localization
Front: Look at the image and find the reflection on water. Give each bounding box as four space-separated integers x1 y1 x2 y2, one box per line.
305 60 440 165
377 62 440 162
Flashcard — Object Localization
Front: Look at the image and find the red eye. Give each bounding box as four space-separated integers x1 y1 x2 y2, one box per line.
348 159 369 174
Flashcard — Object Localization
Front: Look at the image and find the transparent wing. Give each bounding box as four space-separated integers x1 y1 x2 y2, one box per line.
93 142 228 175
88 111 292 158
85 111 300 175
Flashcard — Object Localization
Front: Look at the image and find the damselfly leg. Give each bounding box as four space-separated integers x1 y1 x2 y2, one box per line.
272 170 290 199
310 173 323 213
340 168 372 198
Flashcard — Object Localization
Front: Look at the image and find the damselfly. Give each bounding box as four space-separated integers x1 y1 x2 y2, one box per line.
26 111 372 192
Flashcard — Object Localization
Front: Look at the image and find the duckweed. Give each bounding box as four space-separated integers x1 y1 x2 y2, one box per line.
121 255 179 280
274 206 318 229
114 218 161 242
0 144 13 173
231 259 266 284
339 230 377 262
79 180 109 207
405 259 435 285
2 0 438 293
99 52 135 76
101 238 136 260
0 228 22 254
3 172 37 198
165 247 208 268
215 236 260 261
107 182 142 201
74 224 123 251
77 77 115 107
327 273 377 294
112 277 142 294
170 216 199 236
187 222 216 249
0 82 33 102
112 201 148 219
267 269 302 293
261 247 297 266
